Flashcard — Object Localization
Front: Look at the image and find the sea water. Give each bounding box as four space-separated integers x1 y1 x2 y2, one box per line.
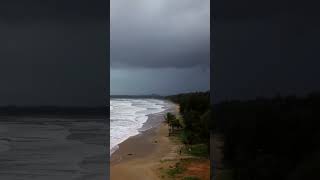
110 98 168 155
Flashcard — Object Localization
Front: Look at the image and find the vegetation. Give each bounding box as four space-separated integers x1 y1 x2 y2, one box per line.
166 162 186 177
163 159 209 180
214 92 320 180
162 91 211 180
167 91 211 151
182 144 209 158
165 112 182 136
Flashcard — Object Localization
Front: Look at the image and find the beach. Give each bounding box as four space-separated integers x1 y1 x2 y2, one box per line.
111 121 172 179
110 103 211 180
110 102 180 180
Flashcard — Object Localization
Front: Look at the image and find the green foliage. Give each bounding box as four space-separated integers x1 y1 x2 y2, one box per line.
166 162 185 177
183 144 209 158
215 93 320 180
179 129 194 145
165 112 183 136
168 91 210 115
166 91 211 146
165 112 176 123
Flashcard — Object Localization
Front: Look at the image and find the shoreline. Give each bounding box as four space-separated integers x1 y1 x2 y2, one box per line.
110 100 176 157
110 103 179 180
110 122 173 180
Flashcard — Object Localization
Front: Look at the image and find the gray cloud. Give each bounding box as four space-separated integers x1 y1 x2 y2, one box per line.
0 1 108 106
212 1 320 102
110 0 210 95
0 0 107 22
111 0 210 69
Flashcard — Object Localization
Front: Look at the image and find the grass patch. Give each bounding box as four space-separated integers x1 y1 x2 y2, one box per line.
183 144 208 157
166 162 186 177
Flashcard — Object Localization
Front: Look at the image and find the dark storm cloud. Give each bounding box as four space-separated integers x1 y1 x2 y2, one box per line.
111 0 210 69
0 0 107 22
0 0 108 106
212 0 320 103
212 0 319 20
110 0 210 95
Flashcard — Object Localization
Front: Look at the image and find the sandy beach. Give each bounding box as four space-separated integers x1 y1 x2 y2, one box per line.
110 103 180 180
111 121 173 180
110 103 210 180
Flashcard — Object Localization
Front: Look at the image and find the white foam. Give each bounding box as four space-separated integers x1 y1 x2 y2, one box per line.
110 99 167 155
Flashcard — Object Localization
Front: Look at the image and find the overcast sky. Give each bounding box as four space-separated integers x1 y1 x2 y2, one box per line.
0 0 108 106
212 0 320 102
110 0 210 95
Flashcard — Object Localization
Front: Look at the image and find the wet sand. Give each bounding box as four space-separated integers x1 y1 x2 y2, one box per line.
110 104 179 180
110 122 173 180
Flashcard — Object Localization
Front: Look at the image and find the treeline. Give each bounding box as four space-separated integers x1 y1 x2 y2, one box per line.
214 92 320 180
111 94 164 99
166 91 211 146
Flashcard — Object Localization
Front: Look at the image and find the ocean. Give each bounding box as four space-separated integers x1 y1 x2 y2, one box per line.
0 116 107 180
110 98 169 155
